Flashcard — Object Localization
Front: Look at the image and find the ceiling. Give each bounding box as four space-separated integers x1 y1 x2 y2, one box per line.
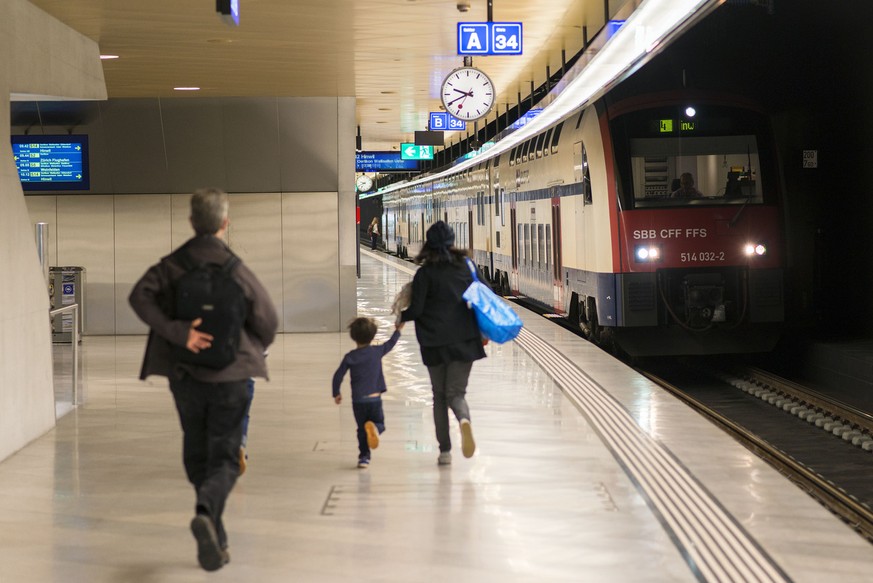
24 0 621 153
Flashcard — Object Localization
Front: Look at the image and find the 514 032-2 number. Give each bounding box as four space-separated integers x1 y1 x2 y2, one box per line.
680 251 725 262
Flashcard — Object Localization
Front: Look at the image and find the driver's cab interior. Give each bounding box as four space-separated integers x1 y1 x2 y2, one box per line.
629 135 763 208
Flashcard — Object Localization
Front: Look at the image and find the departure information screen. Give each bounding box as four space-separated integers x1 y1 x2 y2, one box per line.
11 135 90 190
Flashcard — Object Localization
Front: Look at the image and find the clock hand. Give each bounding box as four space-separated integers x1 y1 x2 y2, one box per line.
447 94 469 106
453 88 472 96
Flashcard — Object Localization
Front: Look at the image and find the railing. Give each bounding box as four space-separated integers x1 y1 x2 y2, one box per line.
49 303 80 406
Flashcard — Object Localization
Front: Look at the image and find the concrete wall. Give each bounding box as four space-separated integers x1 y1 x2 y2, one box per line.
0 0 106 462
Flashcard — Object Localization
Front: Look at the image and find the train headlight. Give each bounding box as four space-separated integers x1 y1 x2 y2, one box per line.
743 242 767 256
634 244 662 263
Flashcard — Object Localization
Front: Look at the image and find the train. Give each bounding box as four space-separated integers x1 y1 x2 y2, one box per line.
379 89 784 357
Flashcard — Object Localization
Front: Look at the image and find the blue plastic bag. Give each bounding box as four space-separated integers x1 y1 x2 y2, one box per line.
462 258 522 344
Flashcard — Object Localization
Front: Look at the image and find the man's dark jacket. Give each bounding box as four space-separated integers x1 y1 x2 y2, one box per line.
129 235 278 383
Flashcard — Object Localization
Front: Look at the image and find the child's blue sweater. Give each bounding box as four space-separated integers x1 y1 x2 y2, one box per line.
332 330 400 402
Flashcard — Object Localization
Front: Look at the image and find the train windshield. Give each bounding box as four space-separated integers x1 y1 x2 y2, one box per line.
610 104 776 209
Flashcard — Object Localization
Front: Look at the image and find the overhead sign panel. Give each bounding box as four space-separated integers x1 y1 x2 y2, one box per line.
400 144 434 160
415 131 444 146
356 152 419 172
429 112 466 131
458 22 522 56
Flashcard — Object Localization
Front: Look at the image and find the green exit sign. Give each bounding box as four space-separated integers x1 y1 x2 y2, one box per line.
400 143 434 160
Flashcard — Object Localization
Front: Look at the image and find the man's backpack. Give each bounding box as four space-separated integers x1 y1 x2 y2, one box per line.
172 247 247 369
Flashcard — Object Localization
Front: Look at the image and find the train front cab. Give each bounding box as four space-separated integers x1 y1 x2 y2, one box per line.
607 97 785 356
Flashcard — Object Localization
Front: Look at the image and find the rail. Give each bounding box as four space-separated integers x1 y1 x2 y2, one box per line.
49 303 80 406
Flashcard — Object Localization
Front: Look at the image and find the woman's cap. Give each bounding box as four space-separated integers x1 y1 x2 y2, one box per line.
425 221 455 249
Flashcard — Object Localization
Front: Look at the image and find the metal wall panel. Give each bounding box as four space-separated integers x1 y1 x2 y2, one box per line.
160 100 227 193
171 193 193 249
56 196 115 334
278 98 338 192
223 98 282 194
226 193 285 331
282 192 339 332
99 100 171 194
114 195 172 334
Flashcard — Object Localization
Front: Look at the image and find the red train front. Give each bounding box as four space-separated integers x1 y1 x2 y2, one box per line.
606 93 784 355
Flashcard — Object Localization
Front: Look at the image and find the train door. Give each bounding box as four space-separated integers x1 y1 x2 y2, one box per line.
551 193 564 310
510 192 518 292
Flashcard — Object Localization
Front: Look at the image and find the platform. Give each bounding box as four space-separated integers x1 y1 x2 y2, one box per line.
1 249 872 582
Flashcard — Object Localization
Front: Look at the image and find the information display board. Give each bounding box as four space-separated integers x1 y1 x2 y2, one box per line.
11 135 90 191
356 152 420 172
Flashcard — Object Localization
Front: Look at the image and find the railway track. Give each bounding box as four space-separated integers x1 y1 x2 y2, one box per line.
640 363 873 542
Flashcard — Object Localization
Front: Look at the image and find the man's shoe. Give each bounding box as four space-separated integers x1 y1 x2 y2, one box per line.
460 419 476 458
239 446 247 476
437 452 452 465
364 421 379 449
357 457 370 469
190 514 228 571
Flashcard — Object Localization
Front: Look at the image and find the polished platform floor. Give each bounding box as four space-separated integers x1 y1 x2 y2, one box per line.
4 249 873 582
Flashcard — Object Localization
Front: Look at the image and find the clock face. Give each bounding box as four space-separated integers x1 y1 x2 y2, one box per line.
356 174 373 192
441 67 495 122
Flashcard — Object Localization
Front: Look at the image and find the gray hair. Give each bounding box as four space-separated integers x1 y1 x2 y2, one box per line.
190 188 229 235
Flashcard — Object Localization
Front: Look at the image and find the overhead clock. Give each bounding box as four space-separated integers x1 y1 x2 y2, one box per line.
440 66 495 122
356 174 374 193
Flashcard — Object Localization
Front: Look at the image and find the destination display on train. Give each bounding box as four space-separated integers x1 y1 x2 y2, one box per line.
12 140 85 183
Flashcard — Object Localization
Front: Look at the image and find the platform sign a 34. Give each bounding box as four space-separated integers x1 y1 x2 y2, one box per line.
457 22 522 56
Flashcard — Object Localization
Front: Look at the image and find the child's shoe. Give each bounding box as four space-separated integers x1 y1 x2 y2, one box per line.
364 421 379 449
357 456 370 469
238 447 247 476
460 419 476 458
437 452 452 465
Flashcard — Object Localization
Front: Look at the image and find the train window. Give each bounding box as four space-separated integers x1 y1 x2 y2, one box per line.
545 224 552 273
551 122 564 154
537 224 545 269
521 140 530 163
524 224 531 267
500 188 506 226
496 231 501 248
573 141 593 205
611 104 772 209
513 146 521 166
543 129 553 156
478 191 485 226
493 154 500 168
535 133 546 158
517 224 524 264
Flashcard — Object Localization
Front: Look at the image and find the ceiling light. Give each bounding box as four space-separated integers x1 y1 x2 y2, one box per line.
100 55 119 60
173 87 201 91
